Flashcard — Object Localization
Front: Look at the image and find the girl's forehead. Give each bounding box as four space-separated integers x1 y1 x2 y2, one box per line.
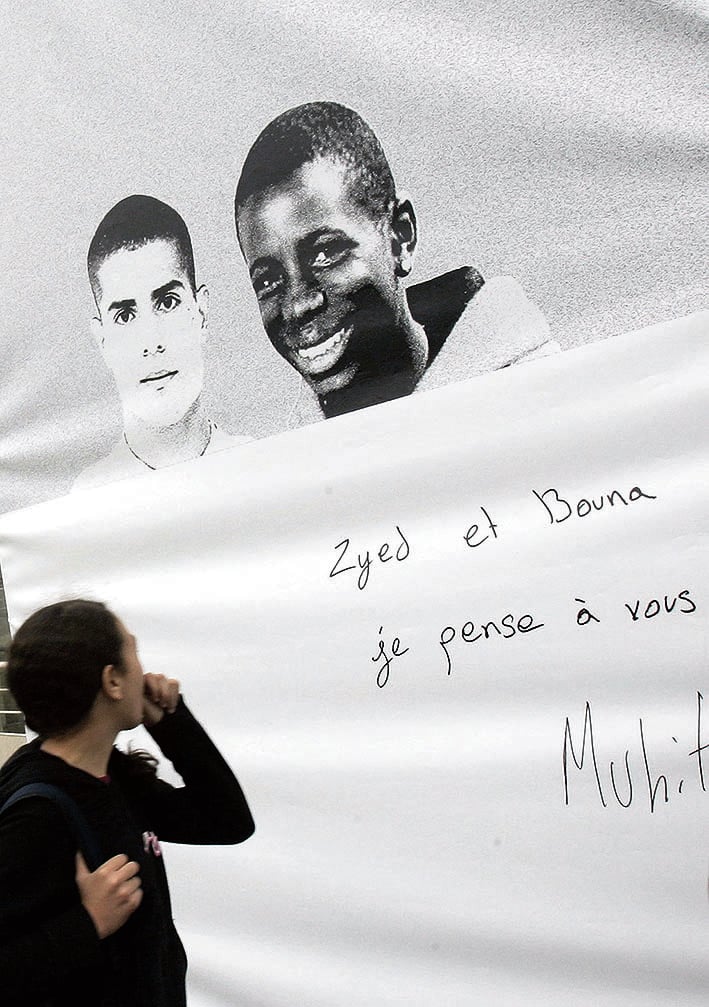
114 618 134 644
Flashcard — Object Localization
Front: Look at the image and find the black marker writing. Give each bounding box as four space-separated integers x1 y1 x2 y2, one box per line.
463 506 499 548
563 702 607 807
575 598 600 626
688 691 708 792
371 626 410 688
564 693 708 812
625 588 697 621
533 484 656 525
439 610 544 676
330 525 410 591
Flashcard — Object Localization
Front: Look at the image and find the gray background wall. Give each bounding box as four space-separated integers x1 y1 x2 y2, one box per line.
1 0 706 518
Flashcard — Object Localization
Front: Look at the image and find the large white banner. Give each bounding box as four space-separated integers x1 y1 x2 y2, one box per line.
1 314 707 1005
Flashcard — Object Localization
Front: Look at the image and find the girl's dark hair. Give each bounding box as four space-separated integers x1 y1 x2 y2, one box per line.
112 744 160 782
8 600 123 737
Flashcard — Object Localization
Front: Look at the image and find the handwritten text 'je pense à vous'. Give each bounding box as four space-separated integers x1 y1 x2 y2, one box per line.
326 481 688 685
326 479 703 814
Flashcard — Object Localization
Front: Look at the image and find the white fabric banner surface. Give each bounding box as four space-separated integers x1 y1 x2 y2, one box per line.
0 313 707 1006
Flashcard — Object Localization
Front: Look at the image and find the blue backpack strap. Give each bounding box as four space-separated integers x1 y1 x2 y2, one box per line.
0 783 103 871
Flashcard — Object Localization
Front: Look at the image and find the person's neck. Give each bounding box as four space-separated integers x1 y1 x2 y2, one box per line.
321 317 428 419
40 722 117 779
124 399 212 470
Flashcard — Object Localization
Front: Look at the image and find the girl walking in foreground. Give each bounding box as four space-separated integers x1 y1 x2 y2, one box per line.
0 599 255 1006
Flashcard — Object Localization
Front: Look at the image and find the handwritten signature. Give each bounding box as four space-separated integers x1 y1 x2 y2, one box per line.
563 692 709 812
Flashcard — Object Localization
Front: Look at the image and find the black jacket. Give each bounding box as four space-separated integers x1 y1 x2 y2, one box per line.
0 697 255 1006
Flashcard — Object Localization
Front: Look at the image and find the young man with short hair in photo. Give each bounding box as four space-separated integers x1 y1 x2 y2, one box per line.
76 195 249 489
234 102 559 425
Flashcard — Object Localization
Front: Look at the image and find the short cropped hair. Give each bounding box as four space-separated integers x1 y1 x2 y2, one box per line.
87 194 196 302
234 102 396 240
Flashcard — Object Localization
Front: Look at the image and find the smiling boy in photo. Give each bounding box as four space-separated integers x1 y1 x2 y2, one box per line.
235 102 559 425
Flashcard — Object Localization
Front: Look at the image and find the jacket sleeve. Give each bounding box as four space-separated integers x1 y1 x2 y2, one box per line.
0 797 103 1001
127 696 255 845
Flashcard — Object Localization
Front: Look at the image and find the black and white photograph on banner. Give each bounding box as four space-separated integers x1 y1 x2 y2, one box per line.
75 195 251 489
0 1 705 514
234 101 559 424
